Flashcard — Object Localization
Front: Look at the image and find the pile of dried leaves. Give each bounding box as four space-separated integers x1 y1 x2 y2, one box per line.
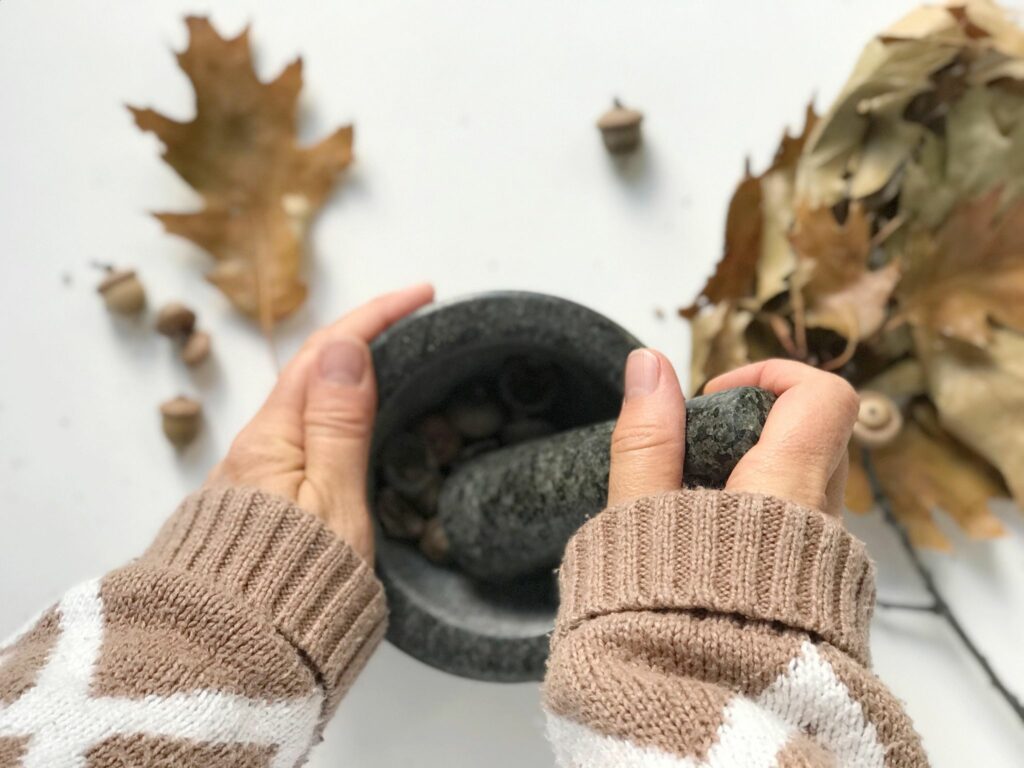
683 0 1024 549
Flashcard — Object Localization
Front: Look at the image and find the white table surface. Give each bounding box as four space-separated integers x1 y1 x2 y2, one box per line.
2 1 1023 765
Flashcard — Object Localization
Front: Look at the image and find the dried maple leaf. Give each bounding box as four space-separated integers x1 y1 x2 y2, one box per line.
130 17 353 332
898 188 1024 346
857 401 1007 550
790 203 900 349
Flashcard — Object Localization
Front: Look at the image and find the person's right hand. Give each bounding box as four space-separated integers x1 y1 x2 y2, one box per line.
208 284 435 562
607 354 859 516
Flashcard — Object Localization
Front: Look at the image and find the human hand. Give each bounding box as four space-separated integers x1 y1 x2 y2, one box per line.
607 353 859 516
208 284 435 562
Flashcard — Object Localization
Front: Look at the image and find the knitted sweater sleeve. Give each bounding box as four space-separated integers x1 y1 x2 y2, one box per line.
543 489 930 768
0 486 387 768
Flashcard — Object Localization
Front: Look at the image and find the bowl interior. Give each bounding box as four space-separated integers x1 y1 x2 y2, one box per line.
368 291 640 679
373 340 622 637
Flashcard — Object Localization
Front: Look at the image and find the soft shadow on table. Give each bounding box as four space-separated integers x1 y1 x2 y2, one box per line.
320 644 554 768
604 142 660 208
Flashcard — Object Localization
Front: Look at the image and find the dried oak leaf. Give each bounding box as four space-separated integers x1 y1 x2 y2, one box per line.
130 17 353 331
681 104 817 318
854 401 1007 550
898 188 1024 347
921 328 1024 505
796 30 958 206
844 359 928 514
950 0 1024 62
790 203 900 345
845 444 874 514
902 85 1024 229
688 302 752 393
803 1 1024 208
679 173 764 319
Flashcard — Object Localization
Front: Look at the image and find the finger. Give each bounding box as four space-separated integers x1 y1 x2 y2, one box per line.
254 283 435 429
823 451 849 518
708 360 858 510
300 335 377 559
607 349 686 507
302 282 436 354
705 358 837 396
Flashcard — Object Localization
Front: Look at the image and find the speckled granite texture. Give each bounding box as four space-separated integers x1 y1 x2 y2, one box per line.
368 292 773 682
369 292 638 682
438 386 775 582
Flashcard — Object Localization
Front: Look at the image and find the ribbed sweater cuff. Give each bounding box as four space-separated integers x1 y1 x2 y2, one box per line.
141 485 387 700
556 489 875 664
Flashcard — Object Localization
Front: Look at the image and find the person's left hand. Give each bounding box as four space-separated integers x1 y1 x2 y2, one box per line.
208 284 435 563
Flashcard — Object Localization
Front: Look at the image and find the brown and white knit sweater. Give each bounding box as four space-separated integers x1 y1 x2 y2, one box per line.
544 490 928 767
0 486 928 767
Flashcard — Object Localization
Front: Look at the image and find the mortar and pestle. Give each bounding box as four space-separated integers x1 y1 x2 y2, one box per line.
369 292 774 682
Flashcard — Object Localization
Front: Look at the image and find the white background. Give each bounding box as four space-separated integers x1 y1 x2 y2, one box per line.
2 0 1023 765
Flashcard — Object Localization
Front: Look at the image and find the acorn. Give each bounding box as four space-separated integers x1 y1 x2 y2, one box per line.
852 390 902 449
416 414 463 467
597 99 644 155
381 432 439 497
181 330 212 367
160 396 202 448
446 384 504 440
156 303 196 338
498 356 560 415
376 488 426 540
419 516 451 564
97 269 146 315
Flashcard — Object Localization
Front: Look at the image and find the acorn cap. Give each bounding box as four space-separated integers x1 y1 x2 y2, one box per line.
96 269 137 294
160 395 202 419
596 101 643 130
853 390 902 448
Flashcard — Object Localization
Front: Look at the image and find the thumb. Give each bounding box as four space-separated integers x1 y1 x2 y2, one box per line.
607 349 686 507
301 335 377 560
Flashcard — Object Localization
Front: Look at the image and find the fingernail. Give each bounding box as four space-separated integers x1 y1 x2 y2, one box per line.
319 338 367 385
624 349 660 400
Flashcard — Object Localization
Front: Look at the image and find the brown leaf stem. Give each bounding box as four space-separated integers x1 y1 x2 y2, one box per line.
768 314 801 359
790 283 809 360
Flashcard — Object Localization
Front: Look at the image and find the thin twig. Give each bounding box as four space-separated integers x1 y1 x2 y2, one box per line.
862 452 1024 725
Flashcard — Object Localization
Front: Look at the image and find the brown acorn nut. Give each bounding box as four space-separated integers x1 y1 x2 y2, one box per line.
597 99 644 155
419 516 451 564
160 396 202 448
97 269 146 315
376 488 426 540
852 390 902 449
181 330 212 367
497 356 560 415
416 414 463 467
156 303 197 338
381 432 440 497
446 384 505 440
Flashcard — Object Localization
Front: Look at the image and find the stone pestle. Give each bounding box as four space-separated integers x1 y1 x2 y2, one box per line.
437 386 776 583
